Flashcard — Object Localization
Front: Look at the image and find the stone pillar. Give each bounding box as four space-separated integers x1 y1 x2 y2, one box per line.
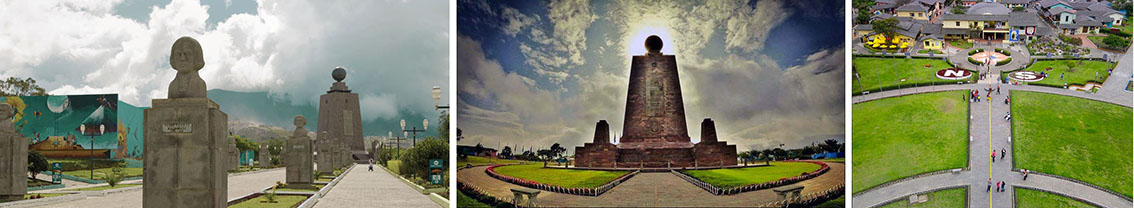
143 36 228 208
258 144 271 168
316 132 333 175
0 104 27 201
700 118 717 143
286 116 314 189
227 137 239 170
593 120 609 144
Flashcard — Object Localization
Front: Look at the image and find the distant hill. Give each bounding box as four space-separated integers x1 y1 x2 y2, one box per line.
207 89 441 141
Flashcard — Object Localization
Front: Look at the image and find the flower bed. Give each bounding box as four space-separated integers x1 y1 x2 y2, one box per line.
484 164 639 196
674 161 831 195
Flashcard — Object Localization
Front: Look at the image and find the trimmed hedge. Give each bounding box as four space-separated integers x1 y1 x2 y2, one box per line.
969 57 982 65
968 48 984 55
996 58 1012 66
995 48 1011 56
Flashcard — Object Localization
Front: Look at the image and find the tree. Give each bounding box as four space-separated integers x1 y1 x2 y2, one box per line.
549 143 566 159
872 18 900 40
762 149 775 160
536 149 553 161
437 112 449 141
0 77 48 96
28 150 49 179
474 143 484 156
231 135 259 152
772 148 787 159
266 138 286 156
499 146 513 158
400 137 447 179
951 6 966 14
822 139 841 153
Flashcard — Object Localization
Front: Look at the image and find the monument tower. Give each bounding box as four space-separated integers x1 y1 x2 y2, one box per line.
575 36 737 168
317 67 367 163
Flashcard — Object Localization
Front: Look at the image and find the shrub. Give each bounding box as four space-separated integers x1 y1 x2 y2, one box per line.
1101 35 1130 50
968 48 984 55
27 150 49 179
103 167 123 187
969 57 983 65
995 48 1011 56
996 58 1013 66
399 138 448 179
1060 35 1082 45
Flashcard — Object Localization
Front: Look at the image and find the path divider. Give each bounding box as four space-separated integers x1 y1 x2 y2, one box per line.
672 161 830 195
484 164 639 196
759 183 845 208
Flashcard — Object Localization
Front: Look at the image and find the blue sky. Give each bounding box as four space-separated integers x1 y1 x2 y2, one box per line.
457 0 846 152
0 0 449 128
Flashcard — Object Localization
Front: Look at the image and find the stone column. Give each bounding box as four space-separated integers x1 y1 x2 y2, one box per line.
227 137 239 170
258 144 271 168
0 103 27 201
286 116 314 189
143 36 228 208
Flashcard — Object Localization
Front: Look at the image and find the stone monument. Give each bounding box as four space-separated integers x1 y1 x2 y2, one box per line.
0 103 27 201
316 131 334 175
227 137 239 170
286 116 314 189
258 144 271 168
574 36 737 168
144 36 229 207
317 67 366 163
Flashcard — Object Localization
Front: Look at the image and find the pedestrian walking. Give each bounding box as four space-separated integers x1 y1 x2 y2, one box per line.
996 181 1002 192
1023 169 1029 181
992 150 997 162
1001 181 1007 192
368 159 374 171
1001 148 1006 160
987 178 992 192
996 86 1000 94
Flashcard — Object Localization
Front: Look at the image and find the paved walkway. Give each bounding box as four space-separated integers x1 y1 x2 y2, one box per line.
33 168 286 208
852 46 1133 208
313 164 438 208
458 162 844 207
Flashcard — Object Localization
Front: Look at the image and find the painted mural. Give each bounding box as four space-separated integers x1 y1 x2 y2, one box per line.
1 94 145 160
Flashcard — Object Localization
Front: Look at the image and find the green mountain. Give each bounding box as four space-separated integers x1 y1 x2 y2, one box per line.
207 89 441 140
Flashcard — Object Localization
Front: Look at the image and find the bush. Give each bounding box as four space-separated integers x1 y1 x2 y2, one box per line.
103 167 124 187
968 48 984 55
399 138 447 179
995 48 1011 56
1060 35 1082 45
969 57 983 65
51 159 125 171
1101 35 1131 50
996 58 1013 66
28 150 49 179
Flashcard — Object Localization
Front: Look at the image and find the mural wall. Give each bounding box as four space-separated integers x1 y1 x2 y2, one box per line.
1 94 146 160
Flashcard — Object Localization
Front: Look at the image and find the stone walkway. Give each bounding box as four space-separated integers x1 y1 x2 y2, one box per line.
852 46 1133 208
458 162 844 207
313 164 438 208
33 168 286 208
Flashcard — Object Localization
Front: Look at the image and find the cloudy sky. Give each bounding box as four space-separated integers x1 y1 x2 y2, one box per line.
457 0 845 153
0 0 449 125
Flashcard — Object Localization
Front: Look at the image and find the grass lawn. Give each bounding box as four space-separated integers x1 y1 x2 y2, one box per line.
27 178 55 187
457 190 492 208
386 160 403 175
66 183 141 191
61 167 143 180
917 49 944 54
851 91 968 193
272 184 325 192
852 57 972 94
814 196 844 208
228 195 308 208
682 161 822 189
1011 91 1133 197
949 40 972 49
812 158 845 163
457 156 521 168
493 163 629 188
879 188 965 208
1015 188 1095 208
1011 60 1113 87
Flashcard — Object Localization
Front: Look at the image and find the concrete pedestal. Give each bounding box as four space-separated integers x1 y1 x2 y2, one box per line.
286 134 314 189
0 130 27 201
143 98 228 208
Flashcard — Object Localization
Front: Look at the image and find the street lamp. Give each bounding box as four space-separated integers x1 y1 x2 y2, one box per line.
432 86 448 110
401 119 428 147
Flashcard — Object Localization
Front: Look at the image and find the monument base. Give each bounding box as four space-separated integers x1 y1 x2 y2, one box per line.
574 141 738 168
143 98 228 208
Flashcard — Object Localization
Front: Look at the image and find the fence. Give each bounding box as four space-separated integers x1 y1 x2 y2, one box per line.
484 164 640 196
671 161 831 195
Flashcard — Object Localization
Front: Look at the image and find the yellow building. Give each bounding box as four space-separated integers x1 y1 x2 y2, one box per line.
895 3 930 21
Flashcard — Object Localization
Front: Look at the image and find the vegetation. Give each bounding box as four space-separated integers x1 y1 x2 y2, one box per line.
27 150 48 179
494 163 629 188
1011 60 1113 87
917 49 943 54
872 18 900 40
852 57 973 94
66 183 141 191
0 77 48 96
815 196 845 208
1012 91 1133 197
879 188 965 208
852 91 968 193
61 167 143 179
682 161 822 189
228 195 308 208
102 166 125 187
737 139 843 162
457 190 492 207
1060 35 1082 45
948 39 972 49
996 58 1012 66
1088 34 1132 51
1016 188 1095 208
457 156 520 168
951 6 965 14
399 137 447 179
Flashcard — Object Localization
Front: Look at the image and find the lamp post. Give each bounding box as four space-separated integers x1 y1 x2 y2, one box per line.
432 86 448 111
401 119 428 147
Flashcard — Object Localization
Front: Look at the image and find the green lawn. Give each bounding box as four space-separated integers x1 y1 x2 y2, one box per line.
27 178 54 187
457 190 492 208
879 188 965 208
1012 91 1133 197
1016 188 1095 208
493 163 629 188
812 158 845 163
1011 60 1113 88
1121 24 1132 34
61 167 143 180
272 184 325 192
228 195 308 208
852 57 973 94
386 160 402 175
457 156 521 168
66 183 141 191
682 161 822 189
814 196 844 208
852 91 969 193
949 40 972 49
917 49 944 54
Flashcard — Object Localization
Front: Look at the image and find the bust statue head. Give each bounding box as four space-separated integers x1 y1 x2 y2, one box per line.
0 103 12 120
294 115 307 128
170 37 205 73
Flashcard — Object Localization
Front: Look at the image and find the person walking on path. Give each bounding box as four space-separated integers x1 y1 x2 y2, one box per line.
1001 181 1007 192
988 178 993 192
992 150 997 162
368 159 374 171
1023 169 1029 180
996 85 1000 94
1001 148 1006 160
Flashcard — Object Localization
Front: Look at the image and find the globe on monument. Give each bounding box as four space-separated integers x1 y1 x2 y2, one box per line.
645 35 663 52
332 67 347 82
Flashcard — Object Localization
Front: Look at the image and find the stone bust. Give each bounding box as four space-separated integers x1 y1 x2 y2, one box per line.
168 36 207 98
293 115 307 136
0 103 13 133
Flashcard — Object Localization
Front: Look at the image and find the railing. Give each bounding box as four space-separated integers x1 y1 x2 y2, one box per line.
672 161 831 195
484 164 640 196
759 184 846 208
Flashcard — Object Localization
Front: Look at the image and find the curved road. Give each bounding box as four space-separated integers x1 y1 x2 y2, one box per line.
458 162 844 207
852 44 1133 208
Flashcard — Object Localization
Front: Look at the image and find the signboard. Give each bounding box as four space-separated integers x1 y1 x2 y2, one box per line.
429 159 444 185
936 68 973 80
51 162 62 183
1007 71 1045 82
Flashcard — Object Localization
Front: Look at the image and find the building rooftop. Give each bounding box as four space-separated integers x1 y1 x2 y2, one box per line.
897 3 930 12
968 2 1012 15
1008 12 1042 26
942 13 1010 21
